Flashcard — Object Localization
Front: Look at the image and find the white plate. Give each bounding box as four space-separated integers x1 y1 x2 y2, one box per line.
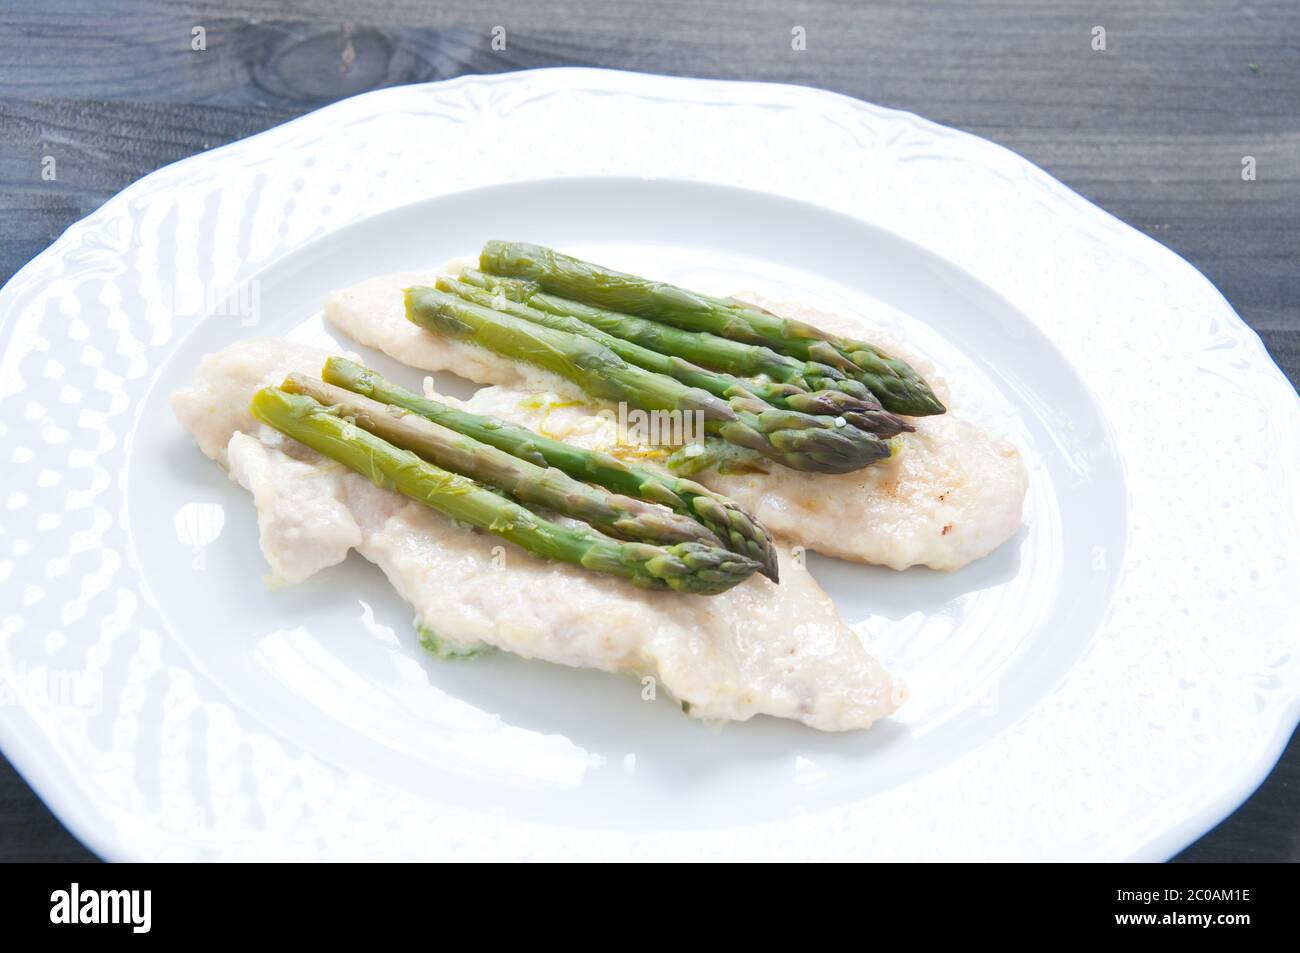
1 68 1296 861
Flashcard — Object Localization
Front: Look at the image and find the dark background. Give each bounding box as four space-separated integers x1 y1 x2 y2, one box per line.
0 1 1296 861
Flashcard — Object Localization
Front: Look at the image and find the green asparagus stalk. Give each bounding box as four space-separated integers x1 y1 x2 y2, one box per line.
462 267 906 428
450 271 912 439
463 268 830 387
321 357 780 581
463 267 908 424
405 287 889 473
250 386 759 595
479 241 945 416
281 372 723 550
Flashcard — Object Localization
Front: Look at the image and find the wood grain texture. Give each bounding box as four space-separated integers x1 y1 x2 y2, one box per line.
0 0 1296 862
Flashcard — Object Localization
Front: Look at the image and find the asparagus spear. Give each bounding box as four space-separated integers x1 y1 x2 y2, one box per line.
449 271 912 439
321 357 780 581
462 266 906 417
463 268 827 387
281 372 722 550
250 386 759 595
479 241 945 416
462 267 907 428
405 286 889 473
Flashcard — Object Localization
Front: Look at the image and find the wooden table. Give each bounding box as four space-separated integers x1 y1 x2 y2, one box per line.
1 0 1296 862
